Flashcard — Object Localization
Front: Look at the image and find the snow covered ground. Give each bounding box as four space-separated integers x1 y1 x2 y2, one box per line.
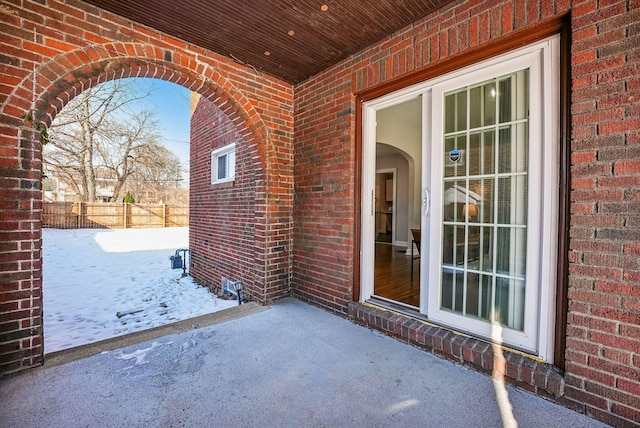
43 227 236 353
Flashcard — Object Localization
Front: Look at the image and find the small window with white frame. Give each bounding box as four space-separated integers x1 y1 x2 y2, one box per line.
211 143 236 184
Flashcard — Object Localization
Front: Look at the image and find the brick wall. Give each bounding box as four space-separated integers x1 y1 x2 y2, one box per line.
292 63 356 314
1 0 638 425
0 0 293 375
189 96 262 301
293 0 639 426
567 3 640 425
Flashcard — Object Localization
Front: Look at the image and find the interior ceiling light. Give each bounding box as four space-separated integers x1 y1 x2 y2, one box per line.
288 30 295 36
321 4 329 11
264 51 271 56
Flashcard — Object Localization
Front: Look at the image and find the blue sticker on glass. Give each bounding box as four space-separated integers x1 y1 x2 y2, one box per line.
449 150 461 163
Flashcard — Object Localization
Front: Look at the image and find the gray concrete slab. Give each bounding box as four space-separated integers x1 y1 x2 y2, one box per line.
0 298 608 428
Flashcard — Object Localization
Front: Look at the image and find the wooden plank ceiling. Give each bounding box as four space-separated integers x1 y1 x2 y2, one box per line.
82 0 455 84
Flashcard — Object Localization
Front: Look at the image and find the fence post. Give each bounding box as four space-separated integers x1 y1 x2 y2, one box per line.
76 201 82 228
162 204 166 228
123 203 128 229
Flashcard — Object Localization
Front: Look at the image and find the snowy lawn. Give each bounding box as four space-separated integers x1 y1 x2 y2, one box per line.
43 227 236 353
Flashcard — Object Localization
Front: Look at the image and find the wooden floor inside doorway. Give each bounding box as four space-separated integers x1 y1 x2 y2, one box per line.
374 243 420 307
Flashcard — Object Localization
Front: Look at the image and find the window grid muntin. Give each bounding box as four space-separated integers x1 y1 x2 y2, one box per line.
441 71 529 330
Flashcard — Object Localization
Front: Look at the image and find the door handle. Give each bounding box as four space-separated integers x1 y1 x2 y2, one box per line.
423 187 430 217
371 189 375 216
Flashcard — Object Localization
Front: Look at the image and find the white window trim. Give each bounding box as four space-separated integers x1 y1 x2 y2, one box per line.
360 36 560 362
211 143 236 184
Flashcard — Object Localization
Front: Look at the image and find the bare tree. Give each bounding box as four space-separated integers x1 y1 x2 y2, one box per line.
44 79 184 202
96 109 163 202
127 144 186 203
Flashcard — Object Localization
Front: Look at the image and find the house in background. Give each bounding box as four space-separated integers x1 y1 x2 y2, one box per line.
42 167 188 204
42 168 117 203
1 1 639 426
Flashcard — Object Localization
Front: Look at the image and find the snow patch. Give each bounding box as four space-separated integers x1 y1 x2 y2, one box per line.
115 341 161 365
43 227 237 353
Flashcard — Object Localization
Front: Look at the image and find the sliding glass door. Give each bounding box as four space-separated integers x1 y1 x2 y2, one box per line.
361 37 559 360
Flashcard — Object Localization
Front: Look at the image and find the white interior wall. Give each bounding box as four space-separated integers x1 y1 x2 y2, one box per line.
376 97 422 234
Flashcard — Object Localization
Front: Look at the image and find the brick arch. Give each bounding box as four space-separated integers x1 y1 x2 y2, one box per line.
1 43 291 373
10 43 273 174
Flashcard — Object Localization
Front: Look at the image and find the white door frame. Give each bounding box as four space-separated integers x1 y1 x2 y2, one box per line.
361 92 422 301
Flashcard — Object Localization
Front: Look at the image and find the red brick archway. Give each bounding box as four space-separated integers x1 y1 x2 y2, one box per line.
1 43 293 374
13 43 275 170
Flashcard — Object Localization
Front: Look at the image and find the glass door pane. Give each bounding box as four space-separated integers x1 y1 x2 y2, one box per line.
440 70 529 331
371 97 423 308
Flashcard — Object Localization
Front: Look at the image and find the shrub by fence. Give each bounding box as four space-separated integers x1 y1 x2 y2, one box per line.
43 202 188 229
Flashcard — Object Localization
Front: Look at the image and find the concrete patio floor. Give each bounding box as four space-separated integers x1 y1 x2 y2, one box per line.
0 298 608 427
